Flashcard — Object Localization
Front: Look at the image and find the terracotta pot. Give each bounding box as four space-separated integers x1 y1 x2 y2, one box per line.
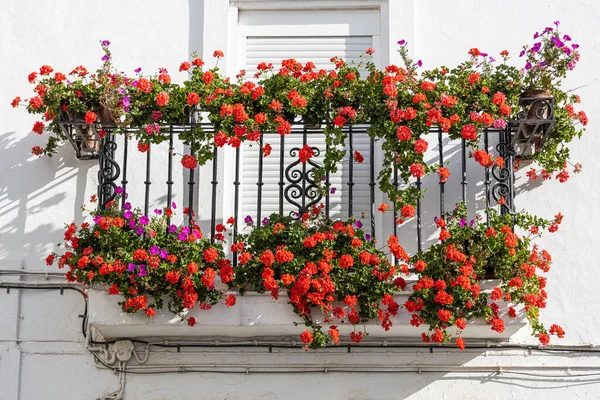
520 89 552 120
64 107 102 153
98 105 113 123
519 89 553 139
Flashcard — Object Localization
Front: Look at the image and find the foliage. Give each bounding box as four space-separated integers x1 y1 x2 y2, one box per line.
232 209 402 349
14 24 587 204
47 191 232 318
407 203 565 348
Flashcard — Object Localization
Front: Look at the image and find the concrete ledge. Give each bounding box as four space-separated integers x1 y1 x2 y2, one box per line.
88 283 527 343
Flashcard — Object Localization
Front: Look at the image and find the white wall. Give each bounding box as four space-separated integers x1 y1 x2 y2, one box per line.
1 0 600 399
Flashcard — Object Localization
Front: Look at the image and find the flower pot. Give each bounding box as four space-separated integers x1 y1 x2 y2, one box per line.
520 89 552 121
65 105 113 153
515 89 554 156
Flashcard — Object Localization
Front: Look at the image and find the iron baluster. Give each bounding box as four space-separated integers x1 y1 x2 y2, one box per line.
369 137 376 240
438 128 445 217
143 145 151 216
257 134 264 224
210 147 218 243
279 134 285 215
166 127 174 228
120 134 129 209
484 128 491 227
461 138 467 203
416 177 422 253
347 125 354 217
233 147 240 267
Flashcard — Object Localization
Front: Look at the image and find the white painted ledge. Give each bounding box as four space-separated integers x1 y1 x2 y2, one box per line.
88 283 527 343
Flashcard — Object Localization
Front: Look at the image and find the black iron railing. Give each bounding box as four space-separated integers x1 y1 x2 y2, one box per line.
59 114 532 264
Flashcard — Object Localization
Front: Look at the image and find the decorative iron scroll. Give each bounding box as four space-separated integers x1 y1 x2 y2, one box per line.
284 146 323 219
98 136 120 209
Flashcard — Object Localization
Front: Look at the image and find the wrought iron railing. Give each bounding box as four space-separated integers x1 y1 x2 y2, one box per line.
58 114 532 266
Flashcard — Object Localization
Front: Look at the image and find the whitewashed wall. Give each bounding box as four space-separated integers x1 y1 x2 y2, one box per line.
1 0 600 399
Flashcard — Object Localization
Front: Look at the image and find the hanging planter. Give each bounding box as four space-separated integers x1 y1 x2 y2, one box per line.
58 105 113 159
512 90 555 157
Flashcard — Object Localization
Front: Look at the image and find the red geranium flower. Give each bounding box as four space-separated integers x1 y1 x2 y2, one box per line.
181 154 198 169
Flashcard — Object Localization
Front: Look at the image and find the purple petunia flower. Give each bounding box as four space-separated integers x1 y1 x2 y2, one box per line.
127 263 136 273
489 56 496 62
355 220 363 229
365 234 371 241
244 215 254 225
460 218 467 227
93 215 101 224
159 250 168 259
169 225 178 233
519 50 526 57
469 219 475 227
534 32 539 39
123 210 134 220
172 201 177 209
330 187 336 195
544 27 554 33
150 246 160 255
572 43 579 50
417 60 423 67
115 186 124 194
153 209 162 215
181 227 190 235
532 42 542 53
178 233 187 241
123 202 132 210
554 20 560 26
138 265 147 277
398 40 406 46
134 67 142 74
262 218 269 226
101 40 111 47
135 226 145 235
159 67 168 74
139 216 149 225
563 34 571 41
123 96 130 107
101 55 110 62
525 62 532 70
128 220 136 229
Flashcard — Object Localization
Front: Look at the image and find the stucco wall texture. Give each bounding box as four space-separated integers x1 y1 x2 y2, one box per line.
1 1 600 399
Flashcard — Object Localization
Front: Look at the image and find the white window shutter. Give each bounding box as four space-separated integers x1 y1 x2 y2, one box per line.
240 35 374 225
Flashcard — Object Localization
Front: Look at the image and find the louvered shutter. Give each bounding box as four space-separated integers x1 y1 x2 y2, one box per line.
240 35 374 224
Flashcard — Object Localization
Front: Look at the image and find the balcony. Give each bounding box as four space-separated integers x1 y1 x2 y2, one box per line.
56 113 531 344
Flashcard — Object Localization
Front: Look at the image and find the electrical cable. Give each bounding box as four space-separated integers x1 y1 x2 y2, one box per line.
88 350 600 378
0 283 88 339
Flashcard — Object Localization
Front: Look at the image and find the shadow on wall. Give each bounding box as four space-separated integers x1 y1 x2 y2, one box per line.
0 130 94 269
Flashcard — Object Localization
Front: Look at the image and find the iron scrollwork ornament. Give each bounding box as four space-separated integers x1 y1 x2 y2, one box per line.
284 146 323 219
98 136 120 209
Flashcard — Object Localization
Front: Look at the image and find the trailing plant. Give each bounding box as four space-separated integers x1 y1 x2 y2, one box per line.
517 21 587 176
406 203 565 349
46 190 235 320
232 208 404 349
13 24 587 201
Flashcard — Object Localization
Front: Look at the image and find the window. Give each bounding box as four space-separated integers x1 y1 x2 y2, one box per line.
236 9 382 229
